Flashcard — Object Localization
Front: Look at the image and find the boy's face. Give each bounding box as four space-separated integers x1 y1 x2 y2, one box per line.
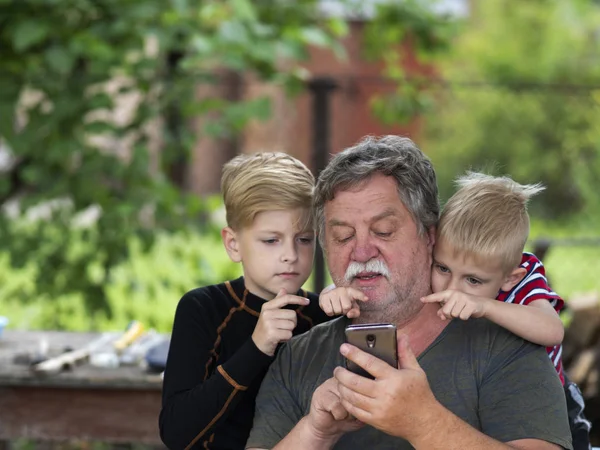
224 208 315 300
431 238 509 299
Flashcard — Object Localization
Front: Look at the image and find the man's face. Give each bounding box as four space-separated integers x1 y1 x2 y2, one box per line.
323 174 435 321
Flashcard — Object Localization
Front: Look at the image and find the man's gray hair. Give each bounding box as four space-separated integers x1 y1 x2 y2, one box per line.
314 135 440 243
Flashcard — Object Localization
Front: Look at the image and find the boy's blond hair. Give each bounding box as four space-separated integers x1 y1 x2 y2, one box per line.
438 172 545 273
221 152 315 231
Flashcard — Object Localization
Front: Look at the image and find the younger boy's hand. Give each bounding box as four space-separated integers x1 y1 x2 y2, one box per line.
420 290 490 321
320 287 369 318
252 289 309 357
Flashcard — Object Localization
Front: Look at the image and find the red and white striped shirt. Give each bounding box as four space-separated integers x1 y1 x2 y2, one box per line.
496 252 565 384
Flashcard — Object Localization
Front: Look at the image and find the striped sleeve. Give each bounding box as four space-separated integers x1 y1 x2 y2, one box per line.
497 253 564 313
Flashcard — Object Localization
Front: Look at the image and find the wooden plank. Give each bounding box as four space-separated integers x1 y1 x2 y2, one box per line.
0 331 164 390
0 386 162 444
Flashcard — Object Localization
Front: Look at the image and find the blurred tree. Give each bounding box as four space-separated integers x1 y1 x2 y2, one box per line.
422 0 600 217
0 0 451 326
0 0 348 322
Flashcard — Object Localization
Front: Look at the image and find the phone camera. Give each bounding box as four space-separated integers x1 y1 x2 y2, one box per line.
366 334 376 348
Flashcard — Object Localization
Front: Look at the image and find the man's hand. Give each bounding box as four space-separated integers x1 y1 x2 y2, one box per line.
319 286 369 318
333 335 442 443
252 289 309 356
306 378 365 441
420 290 492 321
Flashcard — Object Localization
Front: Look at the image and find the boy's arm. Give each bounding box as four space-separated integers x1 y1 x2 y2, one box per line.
482 299 564 347
159 292 274 450
421 291 564 347
488 253 564 347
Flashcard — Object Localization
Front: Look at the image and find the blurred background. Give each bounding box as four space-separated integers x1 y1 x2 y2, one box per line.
1 0 599 447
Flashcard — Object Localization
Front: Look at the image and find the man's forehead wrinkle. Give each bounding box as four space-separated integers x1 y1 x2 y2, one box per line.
326 199 402 225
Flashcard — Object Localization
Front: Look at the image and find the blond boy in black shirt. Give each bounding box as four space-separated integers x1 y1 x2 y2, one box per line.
159 153 331 450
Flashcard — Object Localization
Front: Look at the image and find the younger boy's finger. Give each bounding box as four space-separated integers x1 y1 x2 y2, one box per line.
346 287 369 302
319 299 335 316
420 292 447 304
346 304 361 318
339 294 354 313
331 297 344 315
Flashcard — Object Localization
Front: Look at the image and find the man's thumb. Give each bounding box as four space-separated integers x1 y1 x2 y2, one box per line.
397 334 419 370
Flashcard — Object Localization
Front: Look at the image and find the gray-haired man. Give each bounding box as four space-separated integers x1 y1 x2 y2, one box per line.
247 135 572 450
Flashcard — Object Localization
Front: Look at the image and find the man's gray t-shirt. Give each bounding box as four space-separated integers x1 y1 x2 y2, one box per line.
247 316 572 450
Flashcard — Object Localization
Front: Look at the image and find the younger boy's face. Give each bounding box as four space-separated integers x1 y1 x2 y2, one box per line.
431 238 507 299
230 208 315 300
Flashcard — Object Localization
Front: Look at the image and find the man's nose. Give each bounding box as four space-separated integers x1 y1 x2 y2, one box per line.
351 233 378 262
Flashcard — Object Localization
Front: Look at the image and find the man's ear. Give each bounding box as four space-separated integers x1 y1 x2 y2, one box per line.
221 227 242 263
426 225 436 249
424 225 436 266
501 267 527 292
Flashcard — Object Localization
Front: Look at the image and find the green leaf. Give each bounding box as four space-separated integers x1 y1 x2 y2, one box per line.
327 18 349 38
230 0 257 22
45 46 75 75
12 21 50 52
301 27 331 48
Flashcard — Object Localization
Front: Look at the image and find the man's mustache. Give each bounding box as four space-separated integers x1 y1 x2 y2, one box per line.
344 259 390 282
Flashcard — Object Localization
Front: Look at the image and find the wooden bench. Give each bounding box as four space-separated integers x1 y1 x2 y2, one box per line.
0 330 164 446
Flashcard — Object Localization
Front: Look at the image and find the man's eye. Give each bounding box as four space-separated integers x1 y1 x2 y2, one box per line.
336 235 353 243
374 232 392 238
466 277 482 285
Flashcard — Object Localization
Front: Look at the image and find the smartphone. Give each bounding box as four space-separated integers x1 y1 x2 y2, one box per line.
344 323 398 379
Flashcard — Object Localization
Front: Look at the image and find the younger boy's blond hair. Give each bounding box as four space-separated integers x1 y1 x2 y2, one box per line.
437 172 545 273
221 152 315 231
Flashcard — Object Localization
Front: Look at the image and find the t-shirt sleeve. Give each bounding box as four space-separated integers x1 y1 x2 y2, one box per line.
246 342 305 449
513 255 564 312
478 330 573 449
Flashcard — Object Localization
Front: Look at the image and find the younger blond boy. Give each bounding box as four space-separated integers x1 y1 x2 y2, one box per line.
160 152 331 450
421 172 590 450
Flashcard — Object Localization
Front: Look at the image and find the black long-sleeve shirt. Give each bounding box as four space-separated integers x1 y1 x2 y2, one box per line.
159 276 332 450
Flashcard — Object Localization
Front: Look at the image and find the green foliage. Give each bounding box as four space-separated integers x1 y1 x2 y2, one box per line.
422 0 600 217
1 228 241 332
0 0 347 316
363 0 457 123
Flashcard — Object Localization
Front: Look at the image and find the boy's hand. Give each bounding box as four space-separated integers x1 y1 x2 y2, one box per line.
252 288 309 357
320 287 369 318
420 290 490 321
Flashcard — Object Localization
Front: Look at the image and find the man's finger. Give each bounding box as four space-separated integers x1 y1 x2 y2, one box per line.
333 366 376 397
339 398 371 424
264 294 310 310
397 334 420 370
339 343 394 379
337 381 376 412
329 401 351 421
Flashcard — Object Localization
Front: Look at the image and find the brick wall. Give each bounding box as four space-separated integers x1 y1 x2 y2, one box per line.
190 21 432 195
